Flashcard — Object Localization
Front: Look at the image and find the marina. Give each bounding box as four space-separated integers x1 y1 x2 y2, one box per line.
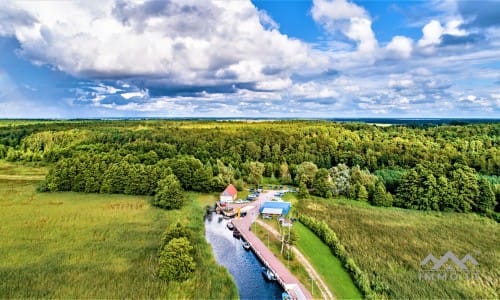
208 188 312 300
205 211 284 299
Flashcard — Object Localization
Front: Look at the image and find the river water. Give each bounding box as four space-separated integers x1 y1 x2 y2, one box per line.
205 212 284 300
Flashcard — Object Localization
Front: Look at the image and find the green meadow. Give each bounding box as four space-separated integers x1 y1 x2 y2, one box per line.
0 162 237 299
294 222 362 299
298 199 499 299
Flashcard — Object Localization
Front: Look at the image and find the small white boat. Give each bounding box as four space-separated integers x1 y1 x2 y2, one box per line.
262 267 277 281
242 241 251 250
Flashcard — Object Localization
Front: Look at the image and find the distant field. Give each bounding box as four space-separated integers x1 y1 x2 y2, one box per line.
0 174 237 298
298 199 499 299
0 160 47 180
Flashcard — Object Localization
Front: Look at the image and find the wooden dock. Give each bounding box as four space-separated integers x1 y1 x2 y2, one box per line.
232 206 313 300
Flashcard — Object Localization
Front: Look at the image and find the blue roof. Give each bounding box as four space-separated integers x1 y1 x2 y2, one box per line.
260 201 291 215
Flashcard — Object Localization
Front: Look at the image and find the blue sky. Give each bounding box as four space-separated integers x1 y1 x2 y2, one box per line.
0 0 499 118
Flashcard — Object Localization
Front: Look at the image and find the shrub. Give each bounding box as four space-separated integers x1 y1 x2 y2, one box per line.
158 237 196 281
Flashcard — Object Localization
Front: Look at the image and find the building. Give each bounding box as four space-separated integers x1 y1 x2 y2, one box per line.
220 184 238 204
259 201 291 216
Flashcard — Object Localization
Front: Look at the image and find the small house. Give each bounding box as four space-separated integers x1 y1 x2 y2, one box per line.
220 184 238 204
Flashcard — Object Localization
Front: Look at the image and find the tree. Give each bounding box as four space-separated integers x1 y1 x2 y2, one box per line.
329 163 350 196
192 165 213 192
158 237 196 281
297 181 309 199
396 169 419 209
451 166 479 213
357 184 369 202
295 161 318 188
153 175 185 209
372 181 392 207
312 168 332 198
280 161 292 184
247 161 265 184
475 177 496 214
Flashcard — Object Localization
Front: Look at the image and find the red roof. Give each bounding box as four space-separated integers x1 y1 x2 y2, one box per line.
221 184 238 197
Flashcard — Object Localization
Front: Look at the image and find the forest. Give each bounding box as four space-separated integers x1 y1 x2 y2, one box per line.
0 120 498 217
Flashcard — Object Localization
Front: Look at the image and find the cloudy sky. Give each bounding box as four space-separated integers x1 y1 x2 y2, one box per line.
0 0 499 118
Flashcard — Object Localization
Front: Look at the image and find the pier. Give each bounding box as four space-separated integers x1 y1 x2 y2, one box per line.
231 192 313 300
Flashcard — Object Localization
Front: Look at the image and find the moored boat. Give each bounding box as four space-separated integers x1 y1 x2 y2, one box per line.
233 228 241 239
262 267 277 281
242 241 251 250
226 222 234 230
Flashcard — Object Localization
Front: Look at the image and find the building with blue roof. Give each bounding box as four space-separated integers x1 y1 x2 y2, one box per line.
259 201 291 216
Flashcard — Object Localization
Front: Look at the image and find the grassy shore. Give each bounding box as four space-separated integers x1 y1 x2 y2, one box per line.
294 222 362 299
298 198 499 299
0 161 237 298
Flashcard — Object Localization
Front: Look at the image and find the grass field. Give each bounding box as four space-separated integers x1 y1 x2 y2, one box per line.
298 198 499 299
252 221 315 294
294 222 362 299
0 161 237 299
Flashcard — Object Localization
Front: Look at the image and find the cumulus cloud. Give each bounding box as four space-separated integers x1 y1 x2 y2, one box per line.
385 36 413 59
0 0 498 118
0 0 324 92
311 0 378 58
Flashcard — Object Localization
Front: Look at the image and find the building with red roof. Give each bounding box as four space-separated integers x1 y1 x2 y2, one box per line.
220 184 238 204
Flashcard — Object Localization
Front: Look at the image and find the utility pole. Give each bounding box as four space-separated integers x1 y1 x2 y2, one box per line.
311 277 314 296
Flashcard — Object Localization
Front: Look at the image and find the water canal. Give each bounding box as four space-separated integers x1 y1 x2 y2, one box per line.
205 212 284 300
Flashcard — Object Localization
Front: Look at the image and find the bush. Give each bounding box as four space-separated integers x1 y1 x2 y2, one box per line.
159 222 191 252
158 237 196 281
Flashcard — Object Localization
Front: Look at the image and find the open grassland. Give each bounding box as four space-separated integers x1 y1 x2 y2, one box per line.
298 199 499 299
294 222 362 299
0 160 47 180
0 177 237 298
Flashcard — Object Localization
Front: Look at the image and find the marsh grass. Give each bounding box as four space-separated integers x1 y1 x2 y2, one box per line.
299 199 499 299
0 178 237 298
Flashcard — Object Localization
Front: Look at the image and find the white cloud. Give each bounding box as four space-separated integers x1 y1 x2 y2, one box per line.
121 90 148 100
255 78 292 91
311 0 366 23
388 78 414 89
1 0 324 89
311 0 378 58
418 20 444 48
385 36 413 59
417 18 469 53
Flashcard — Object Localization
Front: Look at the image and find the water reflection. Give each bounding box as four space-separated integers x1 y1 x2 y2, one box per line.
205 212 283 300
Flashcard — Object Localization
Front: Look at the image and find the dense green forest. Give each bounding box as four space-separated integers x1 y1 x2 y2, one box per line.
1 120 498 217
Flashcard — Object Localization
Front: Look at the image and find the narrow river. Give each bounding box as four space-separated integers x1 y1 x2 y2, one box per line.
205 212 284 300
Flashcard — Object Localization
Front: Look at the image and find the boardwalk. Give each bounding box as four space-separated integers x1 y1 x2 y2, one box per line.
231 191 313 300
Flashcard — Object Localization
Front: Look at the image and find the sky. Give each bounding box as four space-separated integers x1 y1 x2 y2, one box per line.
0 0 499 118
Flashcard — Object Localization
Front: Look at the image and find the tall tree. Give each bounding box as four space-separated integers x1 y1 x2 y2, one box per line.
153 175 185 209
475 177 496 213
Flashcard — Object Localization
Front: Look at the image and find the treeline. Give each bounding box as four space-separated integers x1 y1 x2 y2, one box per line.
2 120 497 216
1 120 498 175
38 153 231 196
299 161 498 216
